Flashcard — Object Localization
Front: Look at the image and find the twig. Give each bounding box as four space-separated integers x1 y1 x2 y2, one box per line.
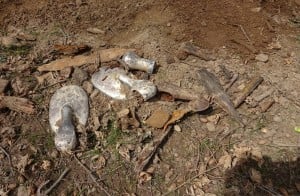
37 168 70 196
0 146 14 175
231 38 257 54
36 180 50 196
239 25 251 43
257 184 281 196
74 154 111 196
135 126 172 173
162 166 219 196
224 73 239 92
272 142 300 148
234 76 264 108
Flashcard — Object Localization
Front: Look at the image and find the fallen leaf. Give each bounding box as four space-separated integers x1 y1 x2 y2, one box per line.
138 171 152 184
160 92 174 102
249 168 262 184
146 109 170 128
218 153 232 169
163 108 190 131
17 154 33 173
41 160 51 170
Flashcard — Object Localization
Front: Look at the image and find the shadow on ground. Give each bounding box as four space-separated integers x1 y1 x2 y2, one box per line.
224 156 300 195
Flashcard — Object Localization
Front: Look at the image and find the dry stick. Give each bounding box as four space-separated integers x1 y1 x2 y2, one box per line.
231 38 257 54
234 76 264 108
224 73 239 92
136 126 172 173
0 146 14 175
74 154 111 196
239 25 251 43
162 166 219 196
37 168 70 196
157 82 200 101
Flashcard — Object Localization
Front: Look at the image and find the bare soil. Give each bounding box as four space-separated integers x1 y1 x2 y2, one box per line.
1 0 300 195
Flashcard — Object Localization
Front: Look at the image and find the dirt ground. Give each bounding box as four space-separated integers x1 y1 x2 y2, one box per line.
0 0 300 195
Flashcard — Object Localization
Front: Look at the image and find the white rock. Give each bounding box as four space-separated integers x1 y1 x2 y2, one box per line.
174 125 181 132
255 53 269 63
87 27 105 34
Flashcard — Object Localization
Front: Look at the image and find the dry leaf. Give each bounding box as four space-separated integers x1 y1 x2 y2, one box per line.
146 109 170 128
17 154 33 173
218 153 232 169
249 168 262 184
118 145 131 161
41 160 51 170
160 92 174 102
138 171 152 184
163 108 190 131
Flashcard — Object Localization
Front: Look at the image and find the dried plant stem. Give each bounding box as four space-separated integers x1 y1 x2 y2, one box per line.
0 146 14 175
37 167 70 196
74 154 111 196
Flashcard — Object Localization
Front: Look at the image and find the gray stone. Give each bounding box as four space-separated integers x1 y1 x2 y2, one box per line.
255 54 269 63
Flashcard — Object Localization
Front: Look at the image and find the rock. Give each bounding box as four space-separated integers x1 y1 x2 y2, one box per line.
82 81 94 94
0 79 9 93
146 109 170 128
255 53 269 63
267 41 282 50
167 22 171 27
72 67 88 85
206 122 216 132
250 7 262 12
295 0 300 6
87 27 105 34
174 125 181 132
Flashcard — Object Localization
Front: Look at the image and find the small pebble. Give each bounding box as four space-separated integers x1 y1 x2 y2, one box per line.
82 81 94 94
72 68 88 85
261 128 268 133
251 7 262 12
199 117 208 123
206 122 216 132
167 23 171 27
87 27 105 34
255 53 269 63
174 125 181 132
